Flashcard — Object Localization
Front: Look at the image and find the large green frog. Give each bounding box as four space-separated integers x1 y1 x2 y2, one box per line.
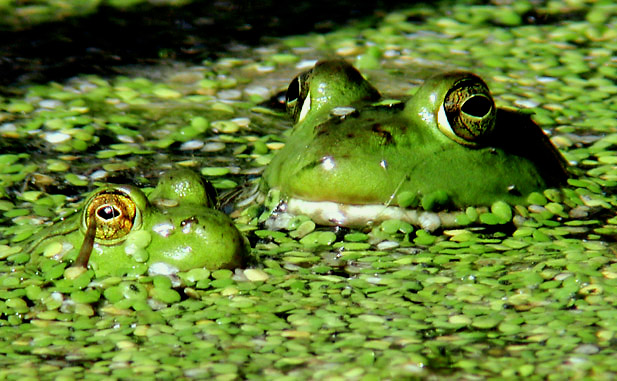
25 169 247 276
263 60 568 230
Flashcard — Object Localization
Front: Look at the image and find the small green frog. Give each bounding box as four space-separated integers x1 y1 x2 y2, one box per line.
263 60 568 229
26 169 247 275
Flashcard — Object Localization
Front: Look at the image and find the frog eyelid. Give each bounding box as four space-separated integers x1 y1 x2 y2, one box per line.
286 71 314 123
297 90 311 123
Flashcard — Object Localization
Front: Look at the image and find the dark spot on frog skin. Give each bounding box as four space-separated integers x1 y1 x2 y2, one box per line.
313 120 336 137
314 125 329 137
371 123 394 145
314 114 349 136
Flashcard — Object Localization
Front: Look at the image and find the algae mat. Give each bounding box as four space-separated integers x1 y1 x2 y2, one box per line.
2 1 617 379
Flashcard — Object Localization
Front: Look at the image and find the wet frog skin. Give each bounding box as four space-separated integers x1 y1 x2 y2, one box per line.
264 60 568 229
26 169 247 275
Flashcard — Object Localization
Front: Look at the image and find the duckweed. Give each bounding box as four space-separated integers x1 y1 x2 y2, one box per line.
3 0 617 379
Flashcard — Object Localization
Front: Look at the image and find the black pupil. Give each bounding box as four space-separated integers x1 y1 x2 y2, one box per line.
286 78 299 104
462 95 491 118
98 205 119 220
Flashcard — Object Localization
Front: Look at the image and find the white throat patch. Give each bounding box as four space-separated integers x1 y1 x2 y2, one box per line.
269 197 475 232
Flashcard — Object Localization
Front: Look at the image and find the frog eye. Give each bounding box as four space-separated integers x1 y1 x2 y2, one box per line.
438 76 496 146
285 71 312 124
82 189 139 244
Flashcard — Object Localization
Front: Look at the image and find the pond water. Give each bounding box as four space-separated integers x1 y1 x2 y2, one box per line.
2 0 617 379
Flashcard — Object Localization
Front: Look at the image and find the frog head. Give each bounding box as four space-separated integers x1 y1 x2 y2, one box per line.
26 169 247 276
264 60 568 229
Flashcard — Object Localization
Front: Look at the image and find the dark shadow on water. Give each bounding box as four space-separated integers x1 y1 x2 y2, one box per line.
0 0 420 88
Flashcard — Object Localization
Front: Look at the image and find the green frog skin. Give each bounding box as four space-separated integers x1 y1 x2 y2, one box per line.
263 60 568 230
26 169 247 275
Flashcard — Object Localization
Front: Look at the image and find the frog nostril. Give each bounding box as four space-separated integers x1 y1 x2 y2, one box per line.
181 216 199 226
181 216 199 234
462 95 492 118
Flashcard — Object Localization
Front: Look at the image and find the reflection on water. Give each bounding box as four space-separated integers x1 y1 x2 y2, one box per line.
0 0 406 87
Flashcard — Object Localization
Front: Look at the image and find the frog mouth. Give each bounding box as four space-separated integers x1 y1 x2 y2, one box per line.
266 196 488 232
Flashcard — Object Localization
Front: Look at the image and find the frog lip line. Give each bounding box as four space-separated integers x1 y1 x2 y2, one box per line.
278 197 490 232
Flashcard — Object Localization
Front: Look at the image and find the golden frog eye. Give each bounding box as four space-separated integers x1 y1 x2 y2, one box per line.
83 190 137 242
438 75 496 146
